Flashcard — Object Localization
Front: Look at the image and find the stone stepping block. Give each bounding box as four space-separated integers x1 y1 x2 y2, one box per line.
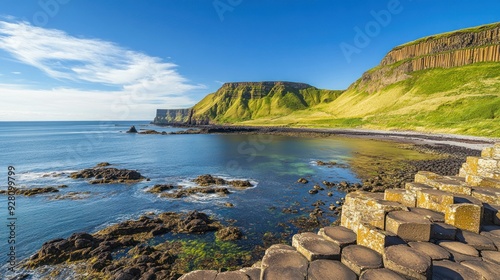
357 223 406 255
292 232 341 261
482 145 500 159
265 244 295 253
408 241 451 260
454 194 484 206
445 203 482 233
416 189 454 213
432 260 482 280
385 211 431 242
359 268 405 280
462 260 500 280
431 222 458 240
215 271 249 280
409 207 445 223
456 230 497 251
466 174 500 188
405 182 434 195
480 231 500 249
383 244 432 280
239 267 260 280
261 266 307 280
414 171 441 185
341 245 383 275
423 176 471 196
483 204 500 225
307 259 357 280
318 226 357 248
384 189 416 207
260 248 308 272
341 191 407 232
179 270 218 280
437 240 482 262
472 187 500 205
482 250 500 265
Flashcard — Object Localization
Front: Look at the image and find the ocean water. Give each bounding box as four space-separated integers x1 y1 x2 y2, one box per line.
0 121 403 277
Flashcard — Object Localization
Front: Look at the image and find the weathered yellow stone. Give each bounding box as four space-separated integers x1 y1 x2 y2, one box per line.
471 187 500 204
405 182 434 195
470 176 500 188
414 171 440 185
478 158 500 171
445 203 482 233
482 147 495 158
341 191 407 233
416 189 454 213
431 177 472 195
357 223 404 255
384 189 416 207
385 211 431 242
466 157 481 174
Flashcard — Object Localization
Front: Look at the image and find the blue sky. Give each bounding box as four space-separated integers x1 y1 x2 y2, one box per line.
0 0 499 120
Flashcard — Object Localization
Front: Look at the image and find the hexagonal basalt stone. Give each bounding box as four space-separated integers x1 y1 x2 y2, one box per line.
341 245 383 275
432 260 482 280
456 230 497 251
408 241 451 261
482 250 500 265
409 207 445 223
260 248 308 272
431 222 458 240
445 203 482 233
383 245 432 280
307 259 357 280
357 223 405 255
461 260 500 280
437 240 480 257
292 232 341 261
318 226 357 248
416 189 454 213
384 189 416 207
385 211 431 242
261 266 307 280
215 271 249 280
482 225 500 238
239 267 260 280
359 268 405 280
179 270 218 280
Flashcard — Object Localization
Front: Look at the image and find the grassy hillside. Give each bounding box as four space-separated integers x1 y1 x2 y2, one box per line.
191 82 343 123
241 63 500 137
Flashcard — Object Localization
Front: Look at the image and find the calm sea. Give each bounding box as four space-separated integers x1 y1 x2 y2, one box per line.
0 121 400 277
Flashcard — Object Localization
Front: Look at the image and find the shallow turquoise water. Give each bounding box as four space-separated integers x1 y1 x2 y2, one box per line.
0 121 363 276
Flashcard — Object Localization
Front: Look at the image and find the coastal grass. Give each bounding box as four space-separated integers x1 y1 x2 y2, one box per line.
239 63 500 137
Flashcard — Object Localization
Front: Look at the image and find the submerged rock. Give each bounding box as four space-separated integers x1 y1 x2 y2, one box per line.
216 226 243 241
0 187 59 196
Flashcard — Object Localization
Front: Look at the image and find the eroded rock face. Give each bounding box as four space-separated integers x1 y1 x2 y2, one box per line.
215 226 243 241
69 164 145 184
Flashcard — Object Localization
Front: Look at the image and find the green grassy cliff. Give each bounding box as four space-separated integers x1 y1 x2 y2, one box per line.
156 22 500 137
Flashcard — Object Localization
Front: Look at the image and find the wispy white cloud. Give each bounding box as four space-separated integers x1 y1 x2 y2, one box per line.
0 20 204 120
11 71 21 74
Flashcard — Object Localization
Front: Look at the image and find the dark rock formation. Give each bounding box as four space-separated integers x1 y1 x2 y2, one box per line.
0 187 60 196
192 174 253 188
69 164 145 184
215 226 243 241
126 126 138 133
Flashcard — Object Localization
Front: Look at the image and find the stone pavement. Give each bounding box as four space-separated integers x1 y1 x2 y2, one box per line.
180 143 500 279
